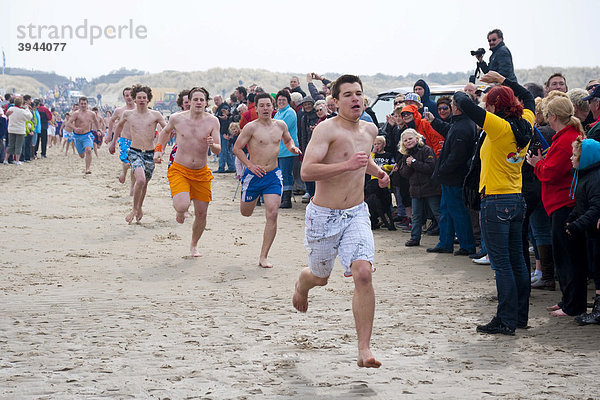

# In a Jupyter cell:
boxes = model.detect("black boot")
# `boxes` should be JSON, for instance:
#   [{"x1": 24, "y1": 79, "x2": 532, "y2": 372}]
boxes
[
  {"x1": 575, "y1": 296, "x2": 600, "y2": 325},
  {"x1": 280, "y1": 190, "x2": 292, "y2": 209}
]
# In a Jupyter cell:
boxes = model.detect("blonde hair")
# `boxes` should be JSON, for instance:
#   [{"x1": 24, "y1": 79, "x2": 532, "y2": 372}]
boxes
[
  {"x1": 572, "y1": 136, "x2": 583, "y2": 161},
  {"x1": 374, "y1": 135, "x2": 386, "y2": 145},
  {"x1": 534, "y1": 97, "x2": 546, "y2": 125},
  {"x1": 399, "y1": 128, "x2": 425, "y2": 155},
  {"x1": 393, "y1": 105, "x2": 405, "y2": 114},
  {"x1": 363, "y1": 96, "x2": 370, "y2": 107},
  {"x1": 542, "y1": 90, "x2": 584, "y2": 135},
  {"x1": 229, "y1": 122, "x2": 240, "y2": 134}
]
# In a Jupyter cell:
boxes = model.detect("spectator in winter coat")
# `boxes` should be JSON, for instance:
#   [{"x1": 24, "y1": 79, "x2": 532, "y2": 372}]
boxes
[
  {"x1": 290, "y1": 76, "x2": 307, "y2": 97},
  {"x1": 414, "y1": 79, "x2": 440, "y2": 119},
  {"x1": 476, "y1": 28, "x2": 517, "y2": 82},
  {"x1": 398, "y1": 129, "x2": 441, "y2": 247},
  {"x1": 400, "y1": 104, "x2": 444, "y2": 156},
  {"x1": 527, "y1": 90, "x2": 587, "y2": 318},
  {"x1": 567, "y1": 137, "x2": 600, "y2": 325},
  {"x1": 428, "y1": 98, "x2": 477, "y2": 255}
]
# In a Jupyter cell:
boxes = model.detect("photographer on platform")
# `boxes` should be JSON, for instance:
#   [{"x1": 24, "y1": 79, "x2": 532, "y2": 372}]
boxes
[{"x1": 474, "y1": 29, "x2": 517, "y2": 83}]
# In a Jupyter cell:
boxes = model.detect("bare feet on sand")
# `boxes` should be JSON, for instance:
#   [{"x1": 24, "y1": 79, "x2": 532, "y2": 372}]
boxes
[
  {"x1": 292, "y1": 281, "x2": 309, "y2": 312},
  {"x1": 190, "y1": 246, "x2": 201, "y2": 257},
  {"x1": 357, "y1": 349, "x2": 382, "y2": 368},
  {"x1": 259, "y1": 257, "x2": 273, "y2": 268},
  {"x1": 118, "y1": 170, "x2": 126, "y2": 183},
  {"x1": 176, "y1": 212, "x2": 186, "y2": 224},
  {"x1": 547, "y1": 304, "x2": 560, "y2": 311},
  {"x1": 550, "y1": 309, "x2": 568, "y2": 317},
  {"x1": 135, "y1": 209, "x2": 143, "y2": 222},
  {"x1": 125, "y1": 210, "x2": 135, "y2": 224}
]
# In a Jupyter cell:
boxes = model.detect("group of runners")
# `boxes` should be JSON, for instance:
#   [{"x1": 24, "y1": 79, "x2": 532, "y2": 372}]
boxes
[{"x1": 84, "y1": 76, "x2": 386, "y2": 368}]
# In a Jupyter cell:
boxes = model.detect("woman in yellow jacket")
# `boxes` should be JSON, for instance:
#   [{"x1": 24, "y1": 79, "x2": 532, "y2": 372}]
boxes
[{"x1": 454, "y1": 71, "x2": 534, "y2": 336}]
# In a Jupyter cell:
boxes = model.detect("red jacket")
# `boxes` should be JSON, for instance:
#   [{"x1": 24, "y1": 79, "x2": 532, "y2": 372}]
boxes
[
  {"x1": 534, "y1": 125, "x2": 579, "y2": 215},
  {"x1": 38, "y1": 105, "x2": 53, "y2": 121},
  {"x1": 401, "y1": 105, "x2": 444, "y2": 156},
  {"x1": 239, "y1": 102, "x2": 257, "y2": 129}
]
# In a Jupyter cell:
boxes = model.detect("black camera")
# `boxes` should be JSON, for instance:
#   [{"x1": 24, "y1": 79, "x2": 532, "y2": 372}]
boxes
[{"x1": 470, "y1": 48, "x2": 486, "y2": 57}]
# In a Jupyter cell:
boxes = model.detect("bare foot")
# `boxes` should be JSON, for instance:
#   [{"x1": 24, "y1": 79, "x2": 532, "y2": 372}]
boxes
[
  {"x1": 135, "y1": 209, "x2": 143, "y2": 222},
  {"x1": 550, "y1": 308, "x2": 568, "y2": 317},
  {"x1": 547, "y1": 304, "x2": 560, "y2": 311},
  {"x1": 125, "y1": 210, "x2": 135, "y2": 224},
  {"x1": 190, "y1": 246, "x2": 201, "y2": 257},
  {"x1": 259, "y1": 257, "x2": 273, "y2": 268},
  {"x1": 118, "y1": 170, "x2": 126, "y2": 183},
  {"x1": 176, "y1": 212, "x2": 186, "y2": 224},
  {"x1": 357, "y1": 349, "x2": 382, "y2": 368},
  {"x1": 292, "y1": 281, "x2": 308, "y2": 312}
]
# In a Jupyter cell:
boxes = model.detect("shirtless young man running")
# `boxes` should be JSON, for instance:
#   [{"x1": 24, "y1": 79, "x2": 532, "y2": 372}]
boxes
[
  {"x1": 292, "y1": 75, "x2": 389, "y2": 368},
  {"x1": 154, "y1": 87, "x2": 221, "y2": 257},
  {"x1": 114, "y1": 84, "x2": 166, "y2": 223},
  {"x1": 64, "y1": 97, "x2": 100, "y2": 174},
  {"x1": 109, "y1": 87, "x2": 136, "y2": 193},
  {"x1": 232, "y1": 92, "x2": 302, "y2": 268}
]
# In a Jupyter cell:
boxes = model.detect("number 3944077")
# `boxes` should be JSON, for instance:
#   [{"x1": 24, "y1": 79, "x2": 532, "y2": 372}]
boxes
[{"x1": 18, "y1": 43, "x2": 66, "y2": 51}]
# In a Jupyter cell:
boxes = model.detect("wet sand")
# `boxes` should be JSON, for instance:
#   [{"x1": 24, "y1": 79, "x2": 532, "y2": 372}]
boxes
[{"x1": 1, "y1": 145, "x2": 598, "y2": 399}]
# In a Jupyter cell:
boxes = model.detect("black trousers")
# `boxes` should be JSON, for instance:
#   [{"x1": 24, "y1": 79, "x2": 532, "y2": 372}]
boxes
[
  {"x1": 35, "y1": 127, "x2": 48, "y2": 156},
  {"x1": 552, "y1": 206, "x2": 588, "y2": 315}
]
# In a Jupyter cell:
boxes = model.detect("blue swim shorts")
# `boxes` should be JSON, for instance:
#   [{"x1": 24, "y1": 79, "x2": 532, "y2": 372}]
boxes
[
  {"x1": 73, "y1": 132, "x2": 94, "y2": 155},
  {"x1": 118, "y1": 137, "x2": 132, "y2": 164},
  {"x1": 240, "y1": 167, "x2": 283, "y2": 202}
]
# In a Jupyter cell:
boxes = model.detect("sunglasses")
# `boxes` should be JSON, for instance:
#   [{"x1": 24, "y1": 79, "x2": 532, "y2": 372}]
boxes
[
  {"x1": 401, "y1": 112, "x2": 412, "y2": 117},
  {"x1": 487, "y1": 38, "x2": 497, "y2": 43},
  {"x1": 316, "y1": 107, "x2": 326, "y2": 112},
  {"x1": 438, "y1": 105, "x2": 449, "y2": 111},
  {"x1": 394, "y1": 101, "x2": 402, "y2": 105}
]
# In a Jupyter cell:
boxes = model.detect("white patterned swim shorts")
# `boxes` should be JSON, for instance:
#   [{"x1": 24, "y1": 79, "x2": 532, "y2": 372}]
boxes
[{"x1": 304, "y1": 201, "x2": 375, "y2": 278}]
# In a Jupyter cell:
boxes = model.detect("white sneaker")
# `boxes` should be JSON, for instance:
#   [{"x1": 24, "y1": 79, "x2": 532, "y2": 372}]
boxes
[
  {"x1": 15, "y1": 161, "x2": 23, "y2": 165},
  {"x1": 302, "y1": 193, "x2": 310, "y2": 203},
  {"x1": 531, "y1": 270, "x2": 542, "y2": 283},
  {"x1": 473, "y1": 255, "x2": 490, "y2": 265},
  {"x1": 2, "y1": 160, "x2": 8, "y2": 165}
]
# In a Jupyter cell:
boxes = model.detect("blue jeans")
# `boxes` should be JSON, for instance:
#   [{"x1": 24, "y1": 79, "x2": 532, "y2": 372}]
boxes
[
  {"x1": 305, "y1": 181, "x2": 315, "y2": 197},
  {"x1": 218, "y1": 136, "x2": 235, "y2": 172},
  {"x1": 410, "y1": 195, "x2": 441, "y2": 241},
  {"x1": 437, "y1": 185, "x2": 476, "y2": 251},
  {"x1": 278, "y1": 156, "x2": 296, "y2": 191},
  {"x1": 481, "y1": 193, "x2": 529, "y2": 329},
  {"x1": 22, "y1": 135, "x2": 32, "y2": 160},
  {"x1": 529, "y1": 203, "x2": 552, "y2": 246}
]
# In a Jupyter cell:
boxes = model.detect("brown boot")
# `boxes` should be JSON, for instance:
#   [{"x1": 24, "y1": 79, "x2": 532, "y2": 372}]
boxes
[{"x1": 533, "y1": 244, "x2": 555, "y2": 290}]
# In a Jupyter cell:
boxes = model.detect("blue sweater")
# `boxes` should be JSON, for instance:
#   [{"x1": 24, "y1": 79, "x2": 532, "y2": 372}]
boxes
[{"x1": 274, "y1": 105, "x2": 299, "y2": 158}]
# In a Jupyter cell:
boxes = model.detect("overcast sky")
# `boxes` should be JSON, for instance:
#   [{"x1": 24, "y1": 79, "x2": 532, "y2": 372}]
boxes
[{"x1": 1, "y1": 0, "x2": 599, "y2": 80}]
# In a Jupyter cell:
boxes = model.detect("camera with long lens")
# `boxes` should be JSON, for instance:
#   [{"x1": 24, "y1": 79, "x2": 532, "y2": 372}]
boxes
[{"x1": 470, "y1": 48, "x2": 486, "y2": 57}]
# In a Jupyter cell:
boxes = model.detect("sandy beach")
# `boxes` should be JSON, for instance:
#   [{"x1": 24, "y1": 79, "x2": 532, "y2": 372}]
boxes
[{"x1": 1, "y1": 145, "x2": 599, "y2": 399}]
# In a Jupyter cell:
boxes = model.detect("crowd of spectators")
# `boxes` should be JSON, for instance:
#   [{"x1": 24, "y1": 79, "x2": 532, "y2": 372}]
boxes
[{"x1": 2, "y1": 27, "x2": 600, "y2": 332}]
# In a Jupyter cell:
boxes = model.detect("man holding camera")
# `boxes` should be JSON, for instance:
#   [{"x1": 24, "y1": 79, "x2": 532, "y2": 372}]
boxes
[{"x1": 475, "y1": 29, "x2": 517, "y2": 82}]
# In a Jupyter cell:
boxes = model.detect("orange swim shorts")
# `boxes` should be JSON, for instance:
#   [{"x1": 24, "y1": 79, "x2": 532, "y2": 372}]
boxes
[{"x1": 167, "y1": 162, "x2": 214, "y2": 202}]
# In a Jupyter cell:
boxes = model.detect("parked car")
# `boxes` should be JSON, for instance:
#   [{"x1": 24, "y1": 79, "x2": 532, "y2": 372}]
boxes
[{"x1": 370, "y1": 84, "x2": 487, "y2": 128}]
